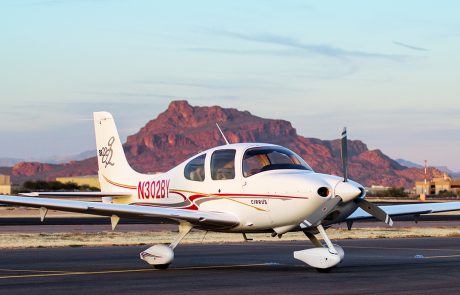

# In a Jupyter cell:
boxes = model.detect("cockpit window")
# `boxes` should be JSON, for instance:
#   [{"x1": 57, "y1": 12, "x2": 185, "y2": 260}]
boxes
[
  {"x1": 184, "y1": 154, "x2": 206, "y2": 181},
  {"x1": 243, "y1": 147, "x2": 312, "y2": 177},
  {"x1": 211, "y1": 149, "x2": 236, "y2": 180}
]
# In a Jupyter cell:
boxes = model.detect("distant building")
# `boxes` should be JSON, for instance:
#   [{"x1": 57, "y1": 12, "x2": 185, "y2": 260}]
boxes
[
  {"x1": 415, "y1": 174, "x2": 460, "y2": 195},
  {"x1": 0, "y1": 175, "x2": 12, "y2": 195},
  {"x1": 367, "y1": 185, "x2": 392, "y2": 194},
  {"x1": 56, "y1": 175, "x2": 100, "y2": 189}
]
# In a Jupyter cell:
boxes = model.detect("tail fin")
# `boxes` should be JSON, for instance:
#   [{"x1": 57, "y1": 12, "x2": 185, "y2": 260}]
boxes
[{"x1": 93, "y1": 112, "x2": 138, "y2": 192}]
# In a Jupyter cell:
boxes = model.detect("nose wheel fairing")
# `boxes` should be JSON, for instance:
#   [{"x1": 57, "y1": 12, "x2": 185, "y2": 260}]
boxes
[
  {"x1": 294, "y1": 224, "x2": 344, "y2": 271},
  {"x1": 294, "y1": 246, "x2": 344, "y2": 270}
]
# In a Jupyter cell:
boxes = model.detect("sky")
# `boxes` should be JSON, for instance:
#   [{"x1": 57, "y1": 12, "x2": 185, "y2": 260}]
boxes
[{"x1": 0, "y1": 0, "x2": 459, "y2": 170}]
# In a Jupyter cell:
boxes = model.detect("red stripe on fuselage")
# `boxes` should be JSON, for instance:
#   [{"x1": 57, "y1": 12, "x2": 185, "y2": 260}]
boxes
[
  {"x1": 216, "y1": 193, "x2": 308, "y2": 199},
  {"x1": 103, "y1": 175, "x2": 137, "y2": 190},
  {"x1": 131, "y1": 202, "x2": 199, "y2": 210}
]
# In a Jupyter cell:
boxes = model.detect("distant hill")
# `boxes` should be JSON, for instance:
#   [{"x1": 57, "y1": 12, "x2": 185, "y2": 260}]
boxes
[
  {"x1": 0, "y1": 158, "x2": 23, "y2": 167},
  {"x1": 396, "y1": 159, "x2": 423, "y2": 169},
  {"x1": 0, "y1": 150, "x2": 94, "y2": 167},
  {"x1": 396, "y1": 159, "x2": 459, "y2": 178},
  {"x1": 41, "y1": 150, "x2": 95, "y2": 164},
  {"x1": 0, "y1": 100, "x2": 444, "y2": 187},
  {"x1": 435, "y1": 166, "x2": 454, "y2": 174}
]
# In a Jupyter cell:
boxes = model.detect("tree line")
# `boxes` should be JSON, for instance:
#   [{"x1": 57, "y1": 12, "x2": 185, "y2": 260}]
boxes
[
  {"x1": 367, "y1": 187, "x2": 409, "y2": 198},
  {"x1": 19, "y1": 180, "x2": 99, "y2": 192}
]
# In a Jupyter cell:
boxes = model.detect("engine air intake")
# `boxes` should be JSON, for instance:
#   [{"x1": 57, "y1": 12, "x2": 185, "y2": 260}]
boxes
[{"x1": 317, "y1": 187, "x2": 330, "y2": 197}]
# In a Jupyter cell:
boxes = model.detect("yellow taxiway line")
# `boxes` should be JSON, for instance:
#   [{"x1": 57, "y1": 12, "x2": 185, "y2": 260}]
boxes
[
  {"x1": 0, "y1": 263, "x2": 274, "y2": 280},
  {"x1": 0, "y1": 268, "x2": 69, "y2": 274},
  {"x1": 421, "y1": 254, "x2": 460, "y2": 259},
  {"x1": 345, "y1": 246, "x2": 460, "y2": 252}
]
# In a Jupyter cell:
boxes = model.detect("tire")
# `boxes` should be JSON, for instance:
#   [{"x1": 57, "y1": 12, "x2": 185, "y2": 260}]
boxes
[
  {"x1": 315, "y1": 267, "x2": 333, "y2": 273},
  {"x1": 154, "y1": 264, "x2": 170, "y2": 270}
]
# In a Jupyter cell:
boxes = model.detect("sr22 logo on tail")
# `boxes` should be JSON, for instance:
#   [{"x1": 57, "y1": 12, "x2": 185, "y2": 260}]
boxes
[{"x1": 99, "y1": 136, "x2": 115, "y2": 168}]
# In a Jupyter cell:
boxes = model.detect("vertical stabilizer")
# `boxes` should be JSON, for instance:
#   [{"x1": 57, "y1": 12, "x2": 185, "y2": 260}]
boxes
[{"x1": 93, "y1": 112, "x2": 138, "y2": 192}]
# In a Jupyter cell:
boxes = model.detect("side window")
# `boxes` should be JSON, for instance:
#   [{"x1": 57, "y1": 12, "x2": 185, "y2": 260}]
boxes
[
  {"x1": 211, "y1": 149, "x2": 236, "y2": 180},
  {"x1": 267, "y1": 151, "x2": 296, "y2": 164},
  {"x1": 184, "y1": 154, "x2": 206, "y2": 181},
  {"x1": 243, "y1": 153, "x2": 267, "y2": 177}
]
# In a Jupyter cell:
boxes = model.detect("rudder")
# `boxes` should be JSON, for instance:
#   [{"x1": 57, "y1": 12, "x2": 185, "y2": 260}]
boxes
[{"x1": 93, "y1": 112, "x2": 139, "y2": 192}]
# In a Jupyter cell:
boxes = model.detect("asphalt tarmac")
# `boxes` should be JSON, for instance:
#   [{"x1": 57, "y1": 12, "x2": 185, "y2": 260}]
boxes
[{"x1": 1, "y1": 238, "x2": 460, "y2": 294}]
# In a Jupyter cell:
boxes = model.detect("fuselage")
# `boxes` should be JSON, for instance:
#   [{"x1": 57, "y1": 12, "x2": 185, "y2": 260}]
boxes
[{"x1": 102, "y1": 143, "x2": 363, "y2": 233}]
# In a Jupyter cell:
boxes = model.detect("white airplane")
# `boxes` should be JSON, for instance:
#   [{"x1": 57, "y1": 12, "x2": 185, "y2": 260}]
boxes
[{"x1": 1, "y1": 112, "x2": 460, "y2": 272}]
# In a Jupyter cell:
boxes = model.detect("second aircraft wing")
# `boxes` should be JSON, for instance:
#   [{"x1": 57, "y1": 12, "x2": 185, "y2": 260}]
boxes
[{"x1": 346, "y1": 202, "x2": 460, "y2": 221}]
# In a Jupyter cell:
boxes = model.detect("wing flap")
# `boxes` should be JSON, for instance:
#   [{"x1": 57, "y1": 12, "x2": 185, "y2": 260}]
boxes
[
  {"x1": 347, "y1": 202, "x2": 460, "y2": 221},
  {"x1": 0, "y1": 195, "x2": 239, "y2": 229}
]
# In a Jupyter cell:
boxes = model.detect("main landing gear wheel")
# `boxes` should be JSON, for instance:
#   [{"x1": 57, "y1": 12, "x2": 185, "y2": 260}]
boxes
[
  {"x1": 154, "y1": 264, "x2": 170, "y2": 270},
  {"x1": 140, "y1": 221, "x2": 193, "y2": 269}
]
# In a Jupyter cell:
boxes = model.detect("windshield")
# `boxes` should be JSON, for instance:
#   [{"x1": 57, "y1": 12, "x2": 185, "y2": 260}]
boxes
[{"x1": 242, "y1": 146, "x2": 313, "y2": 177}]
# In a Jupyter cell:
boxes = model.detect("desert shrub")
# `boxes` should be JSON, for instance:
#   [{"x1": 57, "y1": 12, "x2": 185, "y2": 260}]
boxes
[
  {"x1": 368, "y1": 187, "x2": 409, "y2": 198},
  {"x1": 21, "y1": 180, "x2": 98, "y2": 192},
  {"x1": 437, "y1": 190, "x2": 458, "y2": 198}
]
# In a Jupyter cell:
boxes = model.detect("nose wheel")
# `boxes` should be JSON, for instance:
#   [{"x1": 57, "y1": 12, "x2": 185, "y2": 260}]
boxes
[
  {"x1": 153, "y1": 263, "x2": 171, "y2": 270},
  {"x1": 316, "y1": 267, "x2": 334, "y2": 273}
]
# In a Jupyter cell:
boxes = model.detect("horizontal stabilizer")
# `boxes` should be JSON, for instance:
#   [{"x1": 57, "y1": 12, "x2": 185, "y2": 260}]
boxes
[{"x1": 20, "y1": 192, "x2": 131, "y2": 198}]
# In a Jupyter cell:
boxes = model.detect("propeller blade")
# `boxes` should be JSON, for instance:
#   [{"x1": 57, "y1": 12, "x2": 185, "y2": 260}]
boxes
[
  {"x1": 301, "y1": 196, "x2": 342, "y2": 227},
  {"x1": 341, "y1": 127, "x2": 348, "y2": 182},
  {"x1": 355, "y1": 198, "x2": 393, "y2": 226}
]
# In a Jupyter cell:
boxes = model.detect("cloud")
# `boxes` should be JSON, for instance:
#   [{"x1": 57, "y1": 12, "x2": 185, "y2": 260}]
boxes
[
  {"x1": 22, "y1": 0, "x2": 63, "y2": 5},
  {"x1": 393, "y1": 41, "x2": 428, "y2": 51},
  {"x1": 188, "y1": 45, "x2": 359, "y2": 79},
  {"x1": 135, "y1": 80, "x2": 235, "y2": 90},
  {"x1": 134, "y1": 77, "x2": 302, "y2": 92},
  {"x1": 213, "y1": 30, "x2": 405, "y2": 62},
  {"x1": 188, "y1": 47, "x2": 304, "y2": 57},
  {"x1": 23, "y1": 0, "x2": 114, "y2": 6},
  {"x1": 81, "y1": 91, "x2": 178, "y2": 99}
]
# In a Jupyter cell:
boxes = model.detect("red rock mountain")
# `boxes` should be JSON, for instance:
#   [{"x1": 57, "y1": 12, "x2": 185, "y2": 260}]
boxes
[{"x1": 4, "y1": 100, "x2": 442, "y2": 187}]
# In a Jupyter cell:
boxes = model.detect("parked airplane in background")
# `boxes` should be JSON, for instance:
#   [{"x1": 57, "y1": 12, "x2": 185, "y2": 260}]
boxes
[{"x1": 1, "y1": 112, "x2": 460, "y2": 272}]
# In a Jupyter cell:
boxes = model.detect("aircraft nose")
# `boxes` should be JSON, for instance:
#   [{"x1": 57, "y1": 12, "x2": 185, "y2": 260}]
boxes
[{"x1": 334, "y1": 181, "x2": 363, "y2": 203}]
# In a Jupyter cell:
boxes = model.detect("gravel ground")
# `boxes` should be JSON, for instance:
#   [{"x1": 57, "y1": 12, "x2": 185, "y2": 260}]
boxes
[{"x1": 1, "y1": 226, "x2": 460, "y2": 249}]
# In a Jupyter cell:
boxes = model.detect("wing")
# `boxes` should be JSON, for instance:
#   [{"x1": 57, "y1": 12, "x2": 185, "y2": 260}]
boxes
[
  {"x1": 0, "y1": 195, "x2": 239, "y2": 229},
  {"x1": 346, "y1": 202, "x2": 460, "y2": 221}
]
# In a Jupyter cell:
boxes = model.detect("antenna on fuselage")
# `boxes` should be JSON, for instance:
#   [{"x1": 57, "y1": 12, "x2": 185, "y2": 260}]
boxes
[
  {"x1": 216, "y1": 123, "x2": 230, "y2": 145},
  {"x1": 341, "y1": 127, "x2": 348, "y2": 182}
]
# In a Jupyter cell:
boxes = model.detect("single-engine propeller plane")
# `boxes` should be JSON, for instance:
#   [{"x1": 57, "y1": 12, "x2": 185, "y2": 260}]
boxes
[{"x1": 1, "y1": 112, "x2": 460, "y2": 272}]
